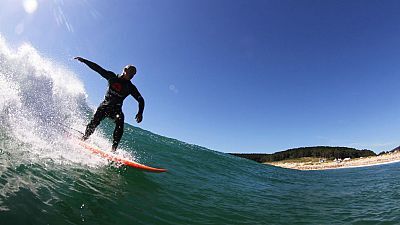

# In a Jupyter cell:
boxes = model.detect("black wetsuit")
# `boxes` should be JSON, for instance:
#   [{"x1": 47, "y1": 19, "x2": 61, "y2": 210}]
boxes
[{"x1": 80, "y1": 59, "x2": 144, "y2": 150}]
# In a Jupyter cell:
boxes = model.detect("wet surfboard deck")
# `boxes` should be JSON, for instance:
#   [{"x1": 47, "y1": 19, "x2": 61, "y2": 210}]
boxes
[{"x1": 79, "y1": 141, "x2": 167, "y2": 173}]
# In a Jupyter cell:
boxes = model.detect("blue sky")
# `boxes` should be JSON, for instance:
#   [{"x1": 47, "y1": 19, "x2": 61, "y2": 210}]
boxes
[{"x1": 1, "y1": 0, "x2": 400, "y2": 153}]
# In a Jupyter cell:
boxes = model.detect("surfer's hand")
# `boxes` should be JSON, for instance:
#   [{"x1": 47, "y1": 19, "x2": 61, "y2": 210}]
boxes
[
  {"x1": 135, "y1": 113, "x2": 143, "y2": 123},
  {"x1": 74, "y1": 56, "x2": 85, "y2": 62}
]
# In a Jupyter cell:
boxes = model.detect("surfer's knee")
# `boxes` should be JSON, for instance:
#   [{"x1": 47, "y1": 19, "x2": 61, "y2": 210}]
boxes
[
  {"x1": 114, "y1": 113, "x2": 124, "y2": 125},
  {"x1": 116, "y1": 112, "x2": 124, "y2": 120}
]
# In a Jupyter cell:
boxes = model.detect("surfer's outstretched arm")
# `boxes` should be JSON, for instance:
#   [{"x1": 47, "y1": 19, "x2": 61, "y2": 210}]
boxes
[{"x1": 74, "y1": 57, "x2": 115, "y2": 80}]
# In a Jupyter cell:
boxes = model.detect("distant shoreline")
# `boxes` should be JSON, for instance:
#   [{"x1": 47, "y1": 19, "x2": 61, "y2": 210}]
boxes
[{"x1": 265, "y1": 151, "x2": 400, "y2": 170}]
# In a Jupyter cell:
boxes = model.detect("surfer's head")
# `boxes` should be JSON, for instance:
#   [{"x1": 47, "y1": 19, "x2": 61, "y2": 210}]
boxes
[{"x1": 122, "y1": 65, "x2": 136, "y2": 80}]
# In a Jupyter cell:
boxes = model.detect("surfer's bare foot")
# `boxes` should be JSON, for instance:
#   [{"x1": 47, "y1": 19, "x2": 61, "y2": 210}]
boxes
[
  {"x1": 81, "y1": 135, "x2": 88, "y2": 141},
  {"x1": 111, "y1": 146, "x2": 117, "y2": 152}
]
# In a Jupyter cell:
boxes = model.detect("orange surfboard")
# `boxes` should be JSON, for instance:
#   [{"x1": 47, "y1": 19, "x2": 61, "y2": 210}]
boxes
[{"x1": 79, "y1": 141, "x2": 167, "y2": 173}]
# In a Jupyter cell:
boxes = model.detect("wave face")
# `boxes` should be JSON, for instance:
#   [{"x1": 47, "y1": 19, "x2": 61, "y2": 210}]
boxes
[{"x1": 1, "y1": 38, "x2": 400, "y2": 225}]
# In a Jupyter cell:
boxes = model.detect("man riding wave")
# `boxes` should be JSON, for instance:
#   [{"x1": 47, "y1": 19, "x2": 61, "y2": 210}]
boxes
[{"x1": 74, "y1": 57, "x2": 144, "y2": 152}]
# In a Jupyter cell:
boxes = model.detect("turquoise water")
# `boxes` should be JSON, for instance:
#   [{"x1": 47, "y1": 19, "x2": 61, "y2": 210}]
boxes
[
  {"x1": 1, "y1": 37, "x2": 400, "y2": 225},
  {"x1": 1, "y1": 125, "x2": 400, "y2": 225}
]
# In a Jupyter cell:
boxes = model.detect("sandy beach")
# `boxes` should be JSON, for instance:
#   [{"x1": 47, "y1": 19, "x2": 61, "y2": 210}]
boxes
[{"x1": 266, "y1": 151, "x2": 400, "y2": 170}]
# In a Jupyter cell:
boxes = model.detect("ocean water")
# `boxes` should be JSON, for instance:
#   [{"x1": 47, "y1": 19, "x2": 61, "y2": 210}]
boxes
[{"x1": 1, "y1": 37, "x2": 400, "y2": 225}]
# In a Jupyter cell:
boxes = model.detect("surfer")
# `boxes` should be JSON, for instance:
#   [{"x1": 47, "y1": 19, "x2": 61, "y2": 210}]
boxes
[{"x1": 74, "y1": 57, "x2": 144, "y2": 152}]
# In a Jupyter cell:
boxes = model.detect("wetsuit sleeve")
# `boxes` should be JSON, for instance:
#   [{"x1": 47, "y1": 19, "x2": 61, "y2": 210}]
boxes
[
  {"x1": 130, "y1": 85, "x2": 145, "y2": 115},
  {"x1": 80, "y1": 58, "x2": 116, "y2": 80}
]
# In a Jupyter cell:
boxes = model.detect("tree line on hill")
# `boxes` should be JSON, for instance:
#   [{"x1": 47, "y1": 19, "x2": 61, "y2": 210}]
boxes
[
  {"x1": 378, "y1": 146, "x2": 400, "y2": 155},
  {"x1": 230, "y1": 146, "x2": 376, "y2": 163}
]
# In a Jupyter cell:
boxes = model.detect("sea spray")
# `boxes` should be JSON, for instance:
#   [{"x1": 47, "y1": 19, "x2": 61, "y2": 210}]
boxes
[{"x1": 0, "y1": 36, "x2": 135, "y2": 172}]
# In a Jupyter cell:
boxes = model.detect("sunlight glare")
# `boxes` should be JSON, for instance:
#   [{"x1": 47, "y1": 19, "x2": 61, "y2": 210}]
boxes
[{"x1": 23, "y1": 0, "x2": 38, "y2": 14}]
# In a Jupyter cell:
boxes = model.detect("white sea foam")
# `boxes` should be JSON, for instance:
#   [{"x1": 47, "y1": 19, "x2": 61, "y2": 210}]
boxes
[{"x1": 0, "y1": 35, "x2": 133, "y2": 169}]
